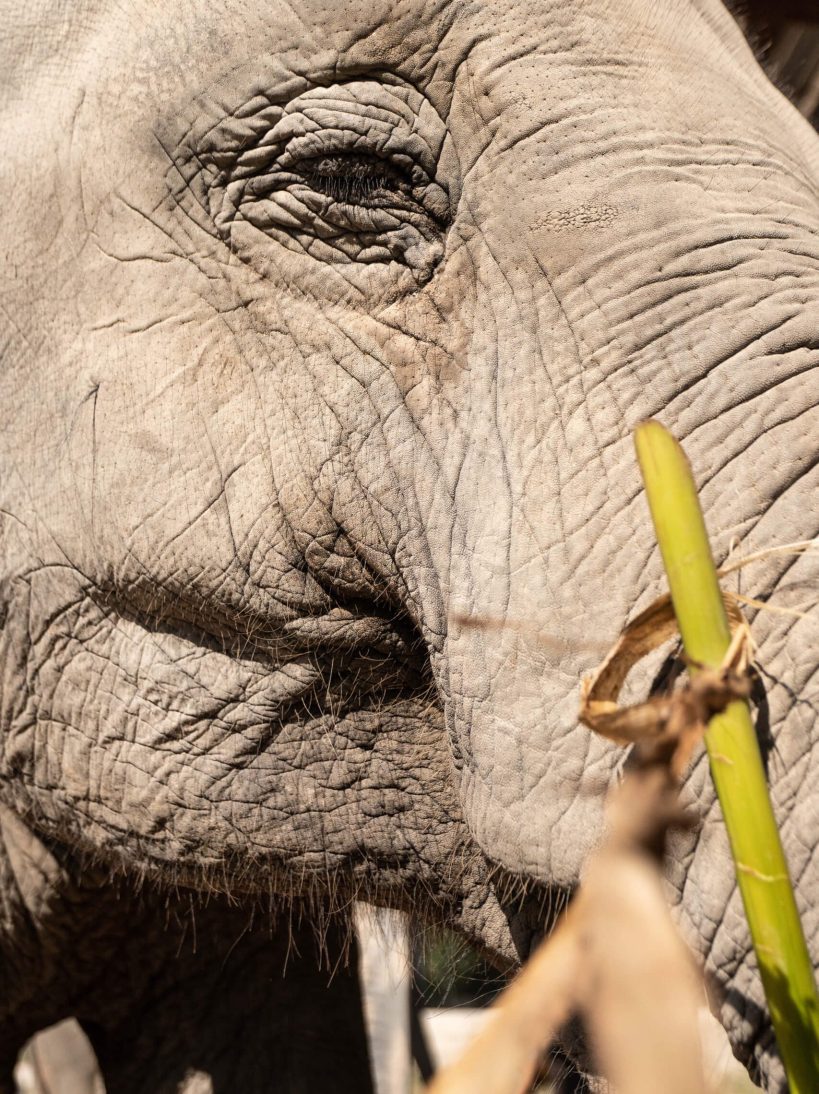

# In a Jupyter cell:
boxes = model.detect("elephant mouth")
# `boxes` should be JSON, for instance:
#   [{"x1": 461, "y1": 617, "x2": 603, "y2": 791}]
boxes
[
  {"x1": 97, "y1": 587, "x2": 434, "y2": 725},
  {"x1": 12, "y1": 569, "x2": 567, "y2": 965},
  {"x1": 277, "y1": 604, "x2": 432, "y2": 696}
]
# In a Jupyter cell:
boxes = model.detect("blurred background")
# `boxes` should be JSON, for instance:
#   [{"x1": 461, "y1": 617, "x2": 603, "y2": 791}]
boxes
[{"x1": 737, "y1": 2, "x2": 819, "y2": 126}]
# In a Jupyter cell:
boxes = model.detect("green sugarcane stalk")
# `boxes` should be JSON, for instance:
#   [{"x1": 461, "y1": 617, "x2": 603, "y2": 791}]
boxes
[{"x1": 634, "y1": 419, "x2": 819, "y2": 1093}]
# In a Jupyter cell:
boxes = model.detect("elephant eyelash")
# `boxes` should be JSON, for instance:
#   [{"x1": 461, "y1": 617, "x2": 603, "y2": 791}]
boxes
[{"x1": 295, "y1": 153, "x2": 413, "y2": 204}]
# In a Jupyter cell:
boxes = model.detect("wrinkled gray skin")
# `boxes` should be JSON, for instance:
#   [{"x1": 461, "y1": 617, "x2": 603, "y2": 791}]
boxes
[{"x1": 0, "y1": 0, "x2": 818, "y2": 1089}]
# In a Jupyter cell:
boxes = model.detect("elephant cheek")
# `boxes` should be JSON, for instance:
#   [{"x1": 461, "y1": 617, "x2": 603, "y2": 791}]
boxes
[{"x1": 437, "y1": 615, "x2": 619, "y2": 888}]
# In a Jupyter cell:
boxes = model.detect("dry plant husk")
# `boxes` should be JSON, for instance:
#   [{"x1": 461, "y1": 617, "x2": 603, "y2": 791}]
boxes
[{"x1": 579, "y1": 590, "x2": 752, "y2": 766}]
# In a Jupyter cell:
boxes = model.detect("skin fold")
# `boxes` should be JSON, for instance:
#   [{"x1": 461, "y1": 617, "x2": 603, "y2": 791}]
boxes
[{"x1": 0, "y1": 0, "x2": 817, "y2": 1089}]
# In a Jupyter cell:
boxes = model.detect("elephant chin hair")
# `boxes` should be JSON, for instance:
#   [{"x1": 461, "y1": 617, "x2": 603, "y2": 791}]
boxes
[{"x1": 15, "y1": 791, "x2": 568, "y2": 973}]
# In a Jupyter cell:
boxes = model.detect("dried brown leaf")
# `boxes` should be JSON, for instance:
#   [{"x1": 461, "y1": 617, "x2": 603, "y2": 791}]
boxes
[{"x1": 579, "y1": 591, "x2": 751, "y2": 751}]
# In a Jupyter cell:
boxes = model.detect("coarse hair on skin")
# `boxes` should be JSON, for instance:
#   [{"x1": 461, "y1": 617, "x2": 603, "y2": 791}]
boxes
[{"x1": 5, "y1": 775, "x2": 569, "y2": 973}]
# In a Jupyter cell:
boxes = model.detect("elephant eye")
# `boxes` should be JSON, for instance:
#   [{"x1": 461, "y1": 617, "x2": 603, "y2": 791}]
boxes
[
  {"x1": 185, "y1": 79, "x2": 452, "y2": 282},
  {"x1": 296, "y1": 154, "x2": 412, "y2": 205}
]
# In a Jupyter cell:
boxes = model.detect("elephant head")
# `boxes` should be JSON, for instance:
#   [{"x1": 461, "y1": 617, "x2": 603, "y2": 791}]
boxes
[{"x1": 0, "y1": 0, "x2": 817, "y2": 1088}]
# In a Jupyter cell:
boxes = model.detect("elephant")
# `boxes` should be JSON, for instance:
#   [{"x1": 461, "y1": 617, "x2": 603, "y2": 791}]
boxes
[{"x1": 0, "y1": 0, "x2": 817, "y2": 1089}]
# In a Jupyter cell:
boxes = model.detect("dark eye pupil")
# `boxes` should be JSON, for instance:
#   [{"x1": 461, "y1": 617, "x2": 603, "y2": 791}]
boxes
[{"x1": 305, "y1": 155, "x2": 398, "y2": 201}]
